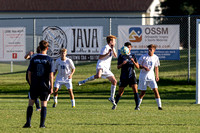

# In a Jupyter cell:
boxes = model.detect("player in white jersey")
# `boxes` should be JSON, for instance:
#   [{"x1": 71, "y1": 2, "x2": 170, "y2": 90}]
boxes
[
  {"x1": 138, "y1": 44, "x2": 162, "y2": 110},
  {"x1": 53, "y1": 48, "x2": 76, "y2": 108},
  {"x1": 78, "y1": 35, "x2": 118, "y2": 106}
]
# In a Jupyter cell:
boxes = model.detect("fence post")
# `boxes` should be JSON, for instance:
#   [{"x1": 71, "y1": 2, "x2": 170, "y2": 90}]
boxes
[
  {"x1": 109, "y1": 18, "x2": 112, "y2": 35},
  {"x1": 188, "y1": 16, "x2": 191, "y2": 83},
  {"x1": 10, "y1": 61, "x2": 13, "y2": 72},
  {"x1": 33, "y1": 18, "x2": 36, "y2": 53}
]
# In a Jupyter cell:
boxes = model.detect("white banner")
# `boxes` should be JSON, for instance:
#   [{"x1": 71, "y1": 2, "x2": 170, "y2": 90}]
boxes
[
  {"x1": 0, "y1": 27, "x2": 26, "y2": 61},
  {"x1": 43, "y1": 26, "x2": 103, "y2": 61},
  {"x1": 118, "y1": 25, "x2": 180, "y2": 60}
]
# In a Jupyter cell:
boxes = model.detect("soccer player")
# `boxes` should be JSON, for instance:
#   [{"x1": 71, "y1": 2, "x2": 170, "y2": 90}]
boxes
[
  {"x1": 78, "y1": 35, "x2": 118, "y2": 106},
  {"x1": 24, "y1": 46, "x2": 41, "y2": 111},
  {"x1": 23, "y1": 40, "x2": 54, "y2": 128},
  {"x1": 138, "y1": 44, "x2": 162, "y2": 110},
  {"x1": 112, "y1": 42, "x2": 140, "y2": 110},
  {"x1": 53, "y1": 48, "x2": 76, "y2": 108}
]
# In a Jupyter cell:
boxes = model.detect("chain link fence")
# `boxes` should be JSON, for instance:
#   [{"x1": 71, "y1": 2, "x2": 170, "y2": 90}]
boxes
[{"x1": 0, "y1": 16, "x2": 198, "y2": 82}]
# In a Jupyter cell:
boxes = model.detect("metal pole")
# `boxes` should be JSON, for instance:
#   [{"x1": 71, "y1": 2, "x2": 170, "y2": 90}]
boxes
[
  {"x1": 196, "y1": 19, "x2": 200, "y2": 104},
  {"x1": 188, "y1": 16, "x2": 191, "y2": 83},
  {"x1": 10, "y1": 61, "x2": 13, "y2": 72},
  {"x1": 109, "y1": 18, "x2": 112, "y2": 35},
  {"x1": 33, "y1": 18, "x2": 36, "y2": 53}
]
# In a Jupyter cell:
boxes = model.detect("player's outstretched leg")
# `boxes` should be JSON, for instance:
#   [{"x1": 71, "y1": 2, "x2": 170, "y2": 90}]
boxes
[
  {"x1": 153, "y1": 88, "x2": 162, "y2": 110},
  {"x1": 108, "y1": 84, "x2": 117, "y2": 106},
  {"x1": 53, "y1": 88, "x2": 58, "y2": 108},
  {"x1": 78, "y1": 75, "x2": 95, "y2": 86},
  {"x1": 23, "y1": 106, "x2": 33, "y2": 128},
  {"x1": 138, "y1": 90, "x2": 146, "y2": 108},
  {"x1": 112, "y1": 94, "x2": 121, "y2": 110},
  {"x1": 68, "y1": 89, "x2": 75, "y2": 108},
  {"x1": 134, "y1": 93, "x2": 140, "y2": 110}
]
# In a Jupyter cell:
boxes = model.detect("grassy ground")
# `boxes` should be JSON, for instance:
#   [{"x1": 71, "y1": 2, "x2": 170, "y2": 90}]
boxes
[{"x1": 0, "y1": 51, "x2": 198, "y2": 132}]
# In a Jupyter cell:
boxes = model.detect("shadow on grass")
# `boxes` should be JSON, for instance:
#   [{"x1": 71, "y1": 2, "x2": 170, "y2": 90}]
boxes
[
  {"x1": 0, "y1": 78, "x2": 196, "y2": 100},
  {"x1": 76, "y1": 123, "x2": 196, "y2": 126},
  {"x1": 0, "y1": 70, "x2": 26, "y2": 75}
]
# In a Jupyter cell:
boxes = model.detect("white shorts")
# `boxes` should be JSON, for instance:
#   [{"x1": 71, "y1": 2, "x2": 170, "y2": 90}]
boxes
[
  {"x1": 96, "y1": 68, "x2": 114, "y2": 79},
  {"x1": 138, "y1": 79, "x2": 158, "y2": 91},
  {"x1": 54, "y1": 79, "x2": 73, "y2": 89}
]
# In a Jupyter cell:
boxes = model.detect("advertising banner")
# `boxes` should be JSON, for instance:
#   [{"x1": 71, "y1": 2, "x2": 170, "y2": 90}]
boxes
[
  {"x1": 43, "y1": 26, "x2": 103, "y2": 61},
  {"x1": 118, "y1": 25, "x2": 180, "y2": 60},
  {"x1": 0, "y1": 27, "x2": 26, "y2": 61}
]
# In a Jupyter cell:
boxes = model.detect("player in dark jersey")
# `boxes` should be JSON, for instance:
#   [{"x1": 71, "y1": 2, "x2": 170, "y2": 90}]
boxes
[
  {"x1": 23, "y1": 40, "x2": 54, "y2": 128},
  {"x1": 24, "y1": 46, "x2": 41, "y2": 111},
  {"x1": 112, "y1": 42, "x2": 140, "y2": 110}
]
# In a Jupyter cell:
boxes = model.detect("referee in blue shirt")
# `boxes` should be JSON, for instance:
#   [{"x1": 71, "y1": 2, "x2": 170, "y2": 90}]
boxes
[
  {"x1": 23, "y1": 40, "x2": 54, "y2": 128},
  {"x1": 112, "y1": 42, "x2": 140, "y2": 110}
]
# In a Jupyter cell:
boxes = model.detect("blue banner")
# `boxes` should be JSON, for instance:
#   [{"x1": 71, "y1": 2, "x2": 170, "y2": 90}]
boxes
[{"x1": 118, "y1": 49, "x2": 180, "y2": 60}]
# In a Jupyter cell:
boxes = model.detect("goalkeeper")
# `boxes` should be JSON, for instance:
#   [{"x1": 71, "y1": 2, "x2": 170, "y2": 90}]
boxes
[{"x1": 112, "y1": 42, "x2": 140, "y2": 110}]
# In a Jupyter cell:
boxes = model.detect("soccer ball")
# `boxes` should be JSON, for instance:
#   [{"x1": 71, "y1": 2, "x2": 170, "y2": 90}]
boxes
[{"x1": 120, "y1": 46, "x2": 129, "y2": 55}]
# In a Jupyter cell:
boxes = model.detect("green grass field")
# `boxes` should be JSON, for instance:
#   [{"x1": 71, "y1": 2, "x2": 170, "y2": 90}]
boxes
[{"x1": 0, "y1": 51, "x2": 198, "y2": 133}]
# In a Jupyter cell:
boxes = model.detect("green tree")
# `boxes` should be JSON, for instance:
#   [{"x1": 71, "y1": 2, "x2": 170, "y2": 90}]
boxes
[{"x1": 161, "y1": 0, "x2": 200, "y2": 16}]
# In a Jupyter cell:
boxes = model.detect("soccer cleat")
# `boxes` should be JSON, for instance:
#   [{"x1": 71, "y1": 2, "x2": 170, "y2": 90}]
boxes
[
  {"x1": 52, "y1": 102, "x2": 57, "y2": 108},
  {"x1": 158, "y1": 107, "x2": 163, "y2": 110},
  {"x1": 36, "y1": 108, "x2": 41, "y2": 112},
  {"x1": 40, "y1": 125, "x2": 46, "y2": 128},
  {"x1": 72, "y1": 106, "x2": 75, "y2": 108},
  {"x1": 108, "y1": 97, "x2": 116, "y2": 106},
  {"x1": 78, "y1": 80, "x2": 85, "y2": 86},
  {"x1": 112, "y1": 104, "x2": 117, "y2": 110},
  {"x1": 135, "y1": 106, "x2": 140, "y2": 111},
  {"x1": 23, "y1": 123, "x2": 31, "y2": 128}
]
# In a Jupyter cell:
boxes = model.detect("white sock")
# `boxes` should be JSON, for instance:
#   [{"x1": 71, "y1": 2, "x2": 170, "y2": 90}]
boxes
[
  {"x1": 71, "y1": 99, "x2": 75, "y2": 107},
  {"x1": 138, "y1": 98, "x2": 142, "y2": 107},
  {"x1": 54, "y1": 96, "x2": 58, "y2": 103},
  {"x1": 110, "y1": 85, "x2": 116, "y2": 99},
  {"x1": 155, "y1": 98, "x2": 162, "y2": 107},
  {"x1": 85, "y1": 75, "x2": 95, "y2": 82}
]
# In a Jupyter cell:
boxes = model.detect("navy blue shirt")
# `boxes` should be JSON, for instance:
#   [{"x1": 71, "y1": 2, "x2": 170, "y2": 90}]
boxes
[
  {"x1": 118, "y1": 53, "x2": 137, "y2": 80},
  {"x1": 28, "y1": 54, "x2": 53, "y2": 91}
]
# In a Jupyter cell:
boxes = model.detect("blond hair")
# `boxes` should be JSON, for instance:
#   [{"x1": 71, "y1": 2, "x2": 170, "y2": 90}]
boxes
[{"x1": 106, "y1": 35, "x2": 117, "y2": 44}]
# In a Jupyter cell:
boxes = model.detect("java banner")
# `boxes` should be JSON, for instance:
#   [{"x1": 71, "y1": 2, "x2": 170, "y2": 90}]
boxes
[
  {"x1": 43, "y1": 26, "x2": 103, "y2": 61},
  {"x1": 118, "y1": 25, "x2": 180, "y2": 60}
]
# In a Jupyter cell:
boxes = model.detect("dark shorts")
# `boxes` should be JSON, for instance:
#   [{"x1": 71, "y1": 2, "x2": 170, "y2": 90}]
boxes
[
  {"x1": 119, "y1": 77, "x2": 137, "y2": 87},
  {"x1": 28, "y1": 90, "x2": 50, "y2": 101}
]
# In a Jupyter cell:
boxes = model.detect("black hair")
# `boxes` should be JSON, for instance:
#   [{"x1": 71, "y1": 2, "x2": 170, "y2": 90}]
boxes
[{"x1": 124, "y1": 42, "x2": 131, "y2": 47}]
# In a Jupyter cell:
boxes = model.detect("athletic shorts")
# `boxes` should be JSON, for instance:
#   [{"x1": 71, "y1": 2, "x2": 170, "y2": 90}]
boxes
[
  {"x1": 28, "y1": 90, "x2": 50, "y2": 101},
  {"x1": 96, "y1": 68, "x2": 114, "y2": 79},
  {"x1": 119, "y1": 77, "x2": 137, "y2": 87},
  {"x1": 138, "y1": 79, "x2": 158, "y2": 90},
  {"x1": 54, "y1": 79, "x2": 73, "y2": 89}
]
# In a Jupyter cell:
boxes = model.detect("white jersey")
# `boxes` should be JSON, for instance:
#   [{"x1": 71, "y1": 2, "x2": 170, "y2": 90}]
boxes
[
  {"x1": 96, "y1": 44, "x2": 116, "y2": 70},
  {"x1": 138, "y1": 53, "x2": 160, "y2": 81},
  {"x1": 54, "y1": 57, "x2": 75, "y2": 81}
]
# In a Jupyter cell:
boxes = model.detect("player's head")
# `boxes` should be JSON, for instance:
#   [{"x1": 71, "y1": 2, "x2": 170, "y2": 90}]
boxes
[
  {"x1": 36, "y1": 46, "x2": 41, "y2": 53},
  {"x1": 39, "y1": 40, "x2": 49, "y2": 51},
  {"x1": 124, "y1": 42, "x2": 132, "y2": 52},
  {"x1": 106, "y1": 35, "x2": 117, "y2": 47},
  {"x1": 147, "y1": 44, "x2": 156, "y2": 56},
  {"x1": 60, "y1": 48, "x2": 67, "y2": 57}
]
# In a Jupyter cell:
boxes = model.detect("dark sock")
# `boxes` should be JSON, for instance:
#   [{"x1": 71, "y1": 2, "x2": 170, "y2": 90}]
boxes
[
  {"x1": 40, "y1": 107, "x2": 47, "y2": 126},
  {"x1": 115, "y1": 94, "x2": 121, "y2": 105},
  {"x1": 134, "y1": 93, "x2": 139, "y2": 107},
  {"x1": 35, "y1": 99, "x2": 40, "y2": 109},
  {"x1": 26, "y1": 106, "x2": 33, "y2": 125}
]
